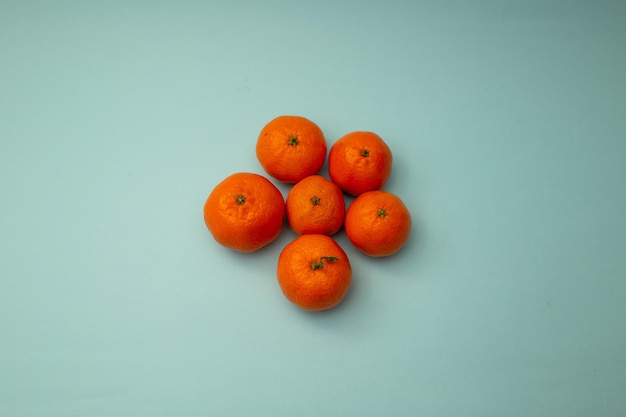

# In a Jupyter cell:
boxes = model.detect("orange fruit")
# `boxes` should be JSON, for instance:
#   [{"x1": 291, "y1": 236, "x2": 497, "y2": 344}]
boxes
[
  {"x1": 344, "y1": 190, "x2": 411, "y2": 257},
  {"x1": 277, "y1": 234, "x2": 352, "y2": 311},
  {"x1": 256, "y1": 115, "x2": 327, "y2": 183},
  {"x1": 285, "y1": 175, "x2": 345, "y2": 236},
  {"x1": 203, "y1": 172, "x2": 284, "y2": 253},
  {"x1": 328, "y1": 131, "x2": 392, "y2": 196}
]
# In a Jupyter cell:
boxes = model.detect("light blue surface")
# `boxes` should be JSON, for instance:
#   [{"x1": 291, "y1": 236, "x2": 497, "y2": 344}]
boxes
[{"x1": 1, "y1": 1, "x2": 625, "y2": 416}]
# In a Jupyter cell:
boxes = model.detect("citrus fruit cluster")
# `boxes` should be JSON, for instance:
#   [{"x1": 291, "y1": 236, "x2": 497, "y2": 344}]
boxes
[{"x1": 203, "y1": 115, "x2": 412, "y2": 312}]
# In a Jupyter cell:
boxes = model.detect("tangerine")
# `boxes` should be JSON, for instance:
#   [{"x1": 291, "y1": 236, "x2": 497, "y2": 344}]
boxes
[
  {"x1": 256, "y1": 115, "x2": 327, "y2": 183},
  {"x1": 277, "y1": 234, "x2": 352, "y2": 311},
  {"x1": 344, "y1": 190, "x2": 411, "y2": 257},
  {"x1": 328, "y1": 131, "x2": 392, "y2": 196},
  {"x1": 286, "y1": 175, "x2": 345, "y2": 236},
  {"x1": 203, "y1": 172, "x2": 284, "y2": 252}
]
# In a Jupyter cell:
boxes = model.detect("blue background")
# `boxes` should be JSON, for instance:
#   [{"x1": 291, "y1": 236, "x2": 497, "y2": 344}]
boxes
[{"x1": 1, "y1": 1, "x2": 625, "y2": 416}]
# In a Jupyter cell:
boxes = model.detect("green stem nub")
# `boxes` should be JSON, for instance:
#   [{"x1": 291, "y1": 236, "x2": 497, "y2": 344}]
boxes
[
  {"x1": 361, "y1": 149, "x2": 370, "y2": 157},
  {"x1": 311, "y1": 256, "x2": 339, "y2": 270},
  {"x1": 288, "y1": 135, "x2": 299, "y2": 146},
  {"x1": 377, "y1": 208, "x2": 387, "y2": 218},
  {"x1": 311, "y1": 196, "x2": 321, "y2": 205},
  {"x1": 236, "y1": 194, "x2": 246, "y2": 205}
]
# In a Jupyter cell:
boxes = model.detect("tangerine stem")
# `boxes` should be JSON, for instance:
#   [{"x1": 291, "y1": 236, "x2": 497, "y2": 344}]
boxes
[
  {"x1": 377, "y1": 208, "x2": 387, "y2": 218},
  {"x1": 311, "y1": 196, "x2": 321, "y2": 205},
  {"x1": 236, "y1": 194, "x2": 246, "y2": 205},
  {"x1": 311, "y1": 256, "x2": 339, "y2": 270},
  {"x1": 361, "y1": 149, "x2": 370, "y2": 157},
  {"x1": 288, "y1": 135, "x2": 299, "y2": 146}
]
